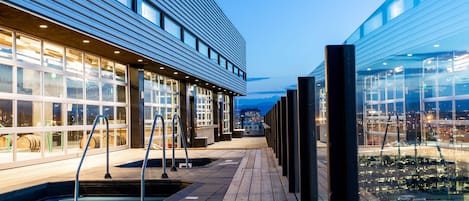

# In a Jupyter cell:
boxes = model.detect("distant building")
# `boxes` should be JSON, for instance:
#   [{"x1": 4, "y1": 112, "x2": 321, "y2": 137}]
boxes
[{"x1": 238, "y1": 108, "x2": 264, "y2": 136}]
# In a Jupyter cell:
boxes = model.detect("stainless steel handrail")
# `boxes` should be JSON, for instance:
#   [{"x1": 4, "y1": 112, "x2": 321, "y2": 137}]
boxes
[
  {"x1": 74, "y1": 115, "x2": 110, "y2": 201},
  {"x1": 171, "y1": 114, "x2": 190, "y2": 171},
  {"x1": 141, "y1": 114, "x2": 167, "y2": 201}
]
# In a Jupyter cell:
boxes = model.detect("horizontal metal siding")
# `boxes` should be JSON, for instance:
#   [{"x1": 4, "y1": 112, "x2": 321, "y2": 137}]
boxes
[
  {"x1": 4, "y1": 0, "x2": 246, "y2": 95},
  {"x1": 155, "y1": 0, "x2": 246, "y2": 70}
]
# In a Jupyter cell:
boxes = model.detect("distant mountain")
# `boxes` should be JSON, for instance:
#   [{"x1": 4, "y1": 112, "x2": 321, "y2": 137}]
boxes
[{"x1": 235, "y1": 96, "x2": 280, "y2": 115}]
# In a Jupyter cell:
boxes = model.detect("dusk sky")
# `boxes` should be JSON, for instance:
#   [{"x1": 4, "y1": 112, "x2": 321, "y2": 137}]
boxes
[{"x1": 216, "y1": 0, "x2": 384, "y2": 99}]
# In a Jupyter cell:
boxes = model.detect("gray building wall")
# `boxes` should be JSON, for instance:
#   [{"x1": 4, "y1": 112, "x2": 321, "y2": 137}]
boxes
[{"x1": 4, "y1": 0, "x2": 247, "y2": 95}]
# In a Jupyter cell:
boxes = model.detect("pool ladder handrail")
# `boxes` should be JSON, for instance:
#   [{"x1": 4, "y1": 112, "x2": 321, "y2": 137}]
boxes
[
  {"x1": 141, "y1": 114, "x2": 167, "y2": 201},
  {"x1": 74, "y1": 115, "x2": 111, "y2": 201},
  {"x1": 171, "y1": 114, "x2": 190, "y2": 171}
]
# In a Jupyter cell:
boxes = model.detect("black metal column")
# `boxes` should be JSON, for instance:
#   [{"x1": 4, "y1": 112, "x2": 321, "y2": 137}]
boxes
[
  {"x1": 280, "y1": 96, "x2": 287, "y2": 176},
  {"x1": 287, "y1": 89, "x2": 299, "y2": 193},
  {"x1": 297, "y1": 76, "x2": 317, "y2": 201},
  {"x1": 326, "y1": 45, "x2": 358, "y2": 201},
  {"x1": 275, "y1": 102, "x2": 280, "y2": 159},
  {"x1": 276, "y1": 101, "x2": 282, "y2": 165},
  {"x1": 130, "y1": 66, "x2": 144, "y2": 148}
]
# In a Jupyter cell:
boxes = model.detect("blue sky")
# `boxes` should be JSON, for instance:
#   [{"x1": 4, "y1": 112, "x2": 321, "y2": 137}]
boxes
[{"x1": 216, "y1": 0, "x2": 384, "y2": 99}]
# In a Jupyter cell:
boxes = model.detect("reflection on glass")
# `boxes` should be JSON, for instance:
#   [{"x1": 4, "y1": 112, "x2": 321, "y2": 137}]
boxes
[
  {"x1": 85, "y1": 54, "x2": 99, "y2": 77},
  {"x1": 102, "y1": 83, "x2": 114, "y2": 102},
  {"x1": 67, "y1": 104, "x2": 83, "y2": 125},
  {"x1": 116, "y1": 128, "x2": 127, "y2": 146},
  {"x1": 67, "y1": 130, "x2": 83, "y2": 153},
  {"x1": 164, "y1": 17, "x2": 181, "y2": 39},
  {"x1": 117, "y1": 85, "x2": 126, "y2": 103},
  {"x1": 66, "y1": 48, "x2": 83, "y2": 73},
  {"x1": 16, "y1": 132, "x2": 42, "y2": 161},
  {"x1": 17, "y1": 67, "x2": 41, "y2": 95},
  {"x1": 198, "y1": 41, "x2": 209, "y2": 57},
  {"x1": 0, "y1": 134, "x2": 13, "y2": 163},
  {"x1": 86, "y1": 80, "x2": 99, "y2": 101},
  {"x1": 101, "y1": 59, "x2": 114, "y2": 79},
  {"x1": 44, "y1": 102, "x2": 62, "y2": 126},
  {"x1": 16, "y1": 34, "x2": 41, "y2": 65},
  {"x1": 17, "y1": 100, "x2": 42, "y2": 127},
  {"x1": 0, "y1": 29, "x2": 12, "y2": 59},
  {"x1": 102, "y1": 129, "x2": 116, "y2": 147},
  {"x1": 141, "y1": 1, "x2": 160, "y2": 26},
  {"x1": 0, "y1": 99, "x2": 12, "y2": 127},
  {"x1": 228, "y1": 62, "x2": 234, "y2": 73},
  {"x1": 183, "y1": 30, "x2": 196, "y2": 49},
  {"x1": 103, "y1": 106, "x2": 114, "y2": 124},
  {"x1": 0, "y1": 64, "x2": 12, "y2": 93},
  {"x1": 86, "y1": 105, "x2": 99, "y2": 125},
  {"x1": 115, "y1": 63, "x2": 126, "y2": 82},
  {"x1": 44, "y1": 72, "x2": 64, "y2": 97},
  {"x1": 67, "y1": 78, "x2": 83, "y2": 99},
  {"x1": 219, "y1": 57, "x2": 226, "y2": 68},
  {"x1": 363, "y1": 12, "x2": 383, "y2": 35},
  {"x1": 43, "y1": 42, "x2": 63, "y2": 70},
  {"x1": 117, "y1": 0, "x2": 132, "y2": 8},
  {"x1": 117, "y1": 106, "x2": 126, "y2": 124},
  {"x1": 45, "y1": 131, "x2": 64, "y2": 156},
  {"x1": 210, "y1": 49, "x2": 218, "y2": 64}
]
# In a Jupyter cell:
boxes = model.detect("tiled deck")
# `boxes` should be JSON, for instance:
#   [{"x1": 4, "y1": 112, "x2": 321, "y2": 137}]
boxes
[{"x1": 0, "y1": 137, "x2": 328, "y2": 200}]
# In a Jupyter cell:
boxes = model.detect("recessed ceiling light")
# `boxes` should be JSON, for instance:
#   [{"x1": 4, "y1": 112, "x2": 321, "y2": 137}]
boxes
[
  {"x1": 39, "y1": 24, "x2": 48, "y2": 29},
  {"x1": 137, "y1": 59, "x2": 143, "y2": 62},
  {"x1": 114, "y1": 50, "x2": 120, "y2": 54},
  {"x1": 407, "y1": 53, "x2": 413, "y2": 57},
  {"x1": 433, "y1": 44, "x2": 440, "y2": 48},
  {"x1": 195, "y1": 79, "x2": 199, "y2": 82},
  {"x1": 224, "y1": 89, "x2": 227, "y2": 92},
  {"x1": 229, "y1": 91, "x2": 232, "y2": 93},
  {"x1": 173, "y1": 72, "x2": 179, "y2": 75},
  {"x1": 205, "y1": 83, "x2": 209, "y2": 85},
  {"x1": 185, "y1": 76, "x2": 190, "y2": 79},
  {"x1": 212, "y1": 86, "x2": 216, "y2": 88},
  {"x1": 218, "y1": 88, "x2": 221, "y2": 90},
  {"x1": 367, "y1": 68, "x2": 372, "y2": 71},
  {"x1": 159, "y1": 67, "x2": 165, "y2": 70},
  {"x1": 382, "y1": 62, "x2": 387, "y2": 66},
  {"x1": 82, "y1": 40, "x2": 90, "y2": 44}
]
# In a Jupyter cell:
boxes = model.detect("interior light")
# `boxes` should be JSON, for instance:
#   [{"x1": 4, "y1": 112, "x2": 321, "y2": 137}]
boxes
[
  {"x1": 205, "y1": 83, "x2": 209, "y2": 85},
  {"x1": 114, "y1": 50, "x2": 120, "y2": 54},
  {"x1": 195, "y1": 79, "x2": 199, "y2": 82},
  {"x1": 212, "y1": 86, "x2": 216, "y2": 88},
  {"x1": 218, "y1": 88, "x2": 221, "y2": 90},
  {"x1": 39, "y1": 24, "x2": 48, "y2": 29},
  {"x1": 82, "y1": 40, "x2": 90, "y2": 44}
]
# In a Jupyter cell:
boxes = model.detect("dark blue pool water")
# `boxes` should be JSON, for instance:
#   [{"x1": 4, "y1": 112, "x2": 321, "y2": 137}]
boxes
[
  {"x1": 116, "y1": 158, "x2": 214, "y2": 168},
  {"x1": 45, "y1": 196, "x2": 165, "y2": 201}
]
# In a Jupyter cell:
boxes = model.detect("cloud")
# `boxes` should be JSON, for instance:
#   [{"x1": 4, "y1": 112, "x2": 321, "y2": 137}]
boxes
[{"x1": 247, "y1": 77, "x2": 270, "y2": 82}]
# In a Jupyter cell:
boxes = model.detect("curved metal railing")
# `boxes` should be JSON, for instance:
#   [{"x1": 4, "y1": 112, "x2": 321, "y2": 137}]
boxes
[
  {"x1": 74, "y1": 115, "x2": 111, "y2": 201},
  {"x1": 141, "y1": 114, "x2": 167, "y2": 201},
  {"x1": 171, "y1": 114, "x2": 190, "y2": 171}
]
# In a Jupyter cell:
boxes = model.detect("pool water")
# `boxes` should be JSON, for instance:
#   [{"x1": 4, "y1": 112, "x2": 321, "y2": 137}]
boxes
[{"x1": 45, "y1": 196, "x2": 165, "y2": 201}]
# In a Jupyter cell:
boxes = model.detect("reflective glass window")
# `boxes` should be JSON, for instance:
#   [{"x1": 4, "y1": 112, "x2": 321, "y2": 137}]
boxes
[
  {"x1": 183, "y1": 30, "x2": 196, "y2": 49},
  {"x1": 17, "y1": 67, "x2": 41, "y2": 95},
  {"x1": 101, "y1": 59, "x2": 114, "y2": 80},
  {"x1": 43, "y1": 42, "x2": 63, "y2": 70},
  {"x1": 0, "y1": 29, "x2": 12, "y2": 59},
  {"x1": 16, "y1": 132, "x2": 42, "y2": 161},
  {"x1": 0, "y1": 99, "x2": 12, "y2": 127},
  {"x1": 117, "y1": 85, "x2": 126, "y2": 103},
  {"x1": 44, "y1": 102, "x2": 63, "y2": 126},
  {"x1": 210, "y1": 49, "x2": 218, "y2": 64},
  {"x1": 103, "y1": 106, "x2": 114, "y2": 123},
  {"x1": 85, "y1": 54, "x2": 99, "y2": 77},
  {"x1": 86, "y1": 105, "x2": 99, "y2": 125},
  {"x1": 115, "y1": 63, "x2": 126, "y2": 82},
  {"x1": 219, "y1": 57, "x2": 226, "y2": 68},
  {"x1": 67, "y1": 104, "x2": 84, "y2": 125},
  {"x1": 66, "y1": 48, "x2": 83, "y2": 73},
  {"x1": 117, "y1": 106, "x2": 126, "y2": 124},
  {"x1": 86, "y1": 80, "x2": 99, "y2": 101},
  {"x1": 141, "y1": 1, "x2": 160, "y2": 26},
  {"x1": 363, "y1": 12, "x2": 382, "y2": 35},
  {"x1": 17, "y1": 100, "x2": 42, "y2": 127},
  {"x1": 67, "y1": 130, "x2": 83, "y2": 153},
  {"x1": 439, "y1": 101, "x2": 453, "y2": 120},
  {"x1": 44, "y1": 72, "x2": 64, "y2": 97},
  {"x1": 388, "y1": 0, "x2": 414, "y2": 20},
  {"x1": 198, "y1": 41, "x2": 209, "y2": 57},
  {"x1": 66, "y1": 78, "x2": 83, "y2": 99},
  {"x1": 164, "y1": 17, "x2": 181, "y2": 39},
  {"x1": 102, "y1": 83, "x2": 114, "y2": 102},
  {"x1": 16, "y1": 34, "x2": 41, "y2": 65},
  {"x1": 0, "y1": 64, "x2": 12, "y2": 93},
  {"x1": 228, "y1": 62, "x2": 234, "y2": 73},
  {"x1": 117, "y1": 0, "x2": 132, "y2": 8}
]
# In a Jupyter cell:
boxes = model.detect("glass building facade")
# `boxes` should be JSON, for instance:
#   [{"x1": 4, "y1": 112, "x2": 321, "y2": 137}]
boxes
[{"x1": 310, "y1": 0, "x2": 469, "y2": 199}]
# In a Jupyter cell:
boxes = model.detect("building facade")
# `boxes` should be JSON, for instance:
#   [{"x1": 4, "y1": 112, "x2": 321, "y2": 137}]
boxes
[{"x1": 0, "y1": 0, "x2": 246, "y2": 169}]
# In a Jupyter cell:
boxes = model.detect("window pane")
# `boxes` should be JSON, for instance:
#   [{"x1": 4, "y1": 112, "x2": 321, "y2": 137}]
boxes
[
  {"x1": 141, "y1": 1, "x2": 160, "y2": 26},
  {"x1": 0, "y1": 99, "x2": 12, "y2": 127},
  {"x1": 17, "y1": 67, "x2": 41, "y2": 95},
  {"x1": 101, "y1": 59, "x2": 114, "y2": 79},
  {"x1": 44, "y1": 102, "x2": 63, "y2": 126},
  {"x1": 16, "y1": 34, "x2": 41, "y2": 65},
  {"x1": 86, "y1": 105, "x2": 99, "y2": 125},
  {"x1": 219, "y1": 57, "x2": 226, "y2": 68},
  {"x1": 363, "y1": 12, "x2": 383, "y2": 35},
  {"x1": 67, "y1": 104, "x2": 84, "y2": 125},
  {"x1": 210, "y1": 49, "x2": 218, "y2": 64},
  {"x1": 44, "y1": 72, "x2": 63, "y2": 97},
  {"x1": 0, "y1": 29, "x2": 13, "y2": 59},
  {"x1": 103, "y1": 106, "x2": 114, "y2": 124},
  {"x1": 0, "y1": 64, "x2": 12, "y2": 93},
  {"x1": 116, "y1": 128, "x2": 127, "y2": 146},
  {"x1": 102, "y1": 83, "x2": 114, "y2": 102},
  {"x1": 198, "y1": 41, "x2": 209, "y2": 57},
  {"x1": 67, "y1": 78, "x2": 83, "y2": 99},
  {"x1": 66, "y1": 48, "x2": 83, "y2": 73},
  {"x1": 164, "y1": 17, "x2": 181, "y2": 39},
  {"x1": 43, "y1": 42, "x2": 63, "y2": 70},
  {"x1": 86, "y1": 80, "x2": 99, "y2": 101},
  {"x1": 183, "y1": 30, "x2": 196, "y2": 49},
  {"x1": 117, "y1": 106, "x2": 126, "y2": 124},
  {"x1": 85, "y1": 54, "x2": 99, "y2": 77},
  {"x1": 67, "y1": 130, "x2": 83, "y2": 153},
  {"x1": 17, "y1": 132, "x2": 42, "y2": 161},
  {"x1": 17, "y1": 100, "x2": 42, "y2": 127},
  {"x1": 117, "y1": 0, "x2": 132, "y2": 8},
  {"x1": 228, "y1": 62, "x2": 233, "y2": 73},
  {"x1": 115, "y1": 63, "x2": 126, "y2": 82},
  {"x1": 117, "y1": 85, "x2": 126, "y2": 103}
]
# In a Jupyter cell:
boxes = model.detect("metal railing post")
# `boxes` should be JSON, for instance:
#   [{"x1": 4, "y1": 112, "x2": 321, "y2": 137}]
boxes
[{"x1": 171, "y1": 114, "x2": 190, "y2": 171}]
